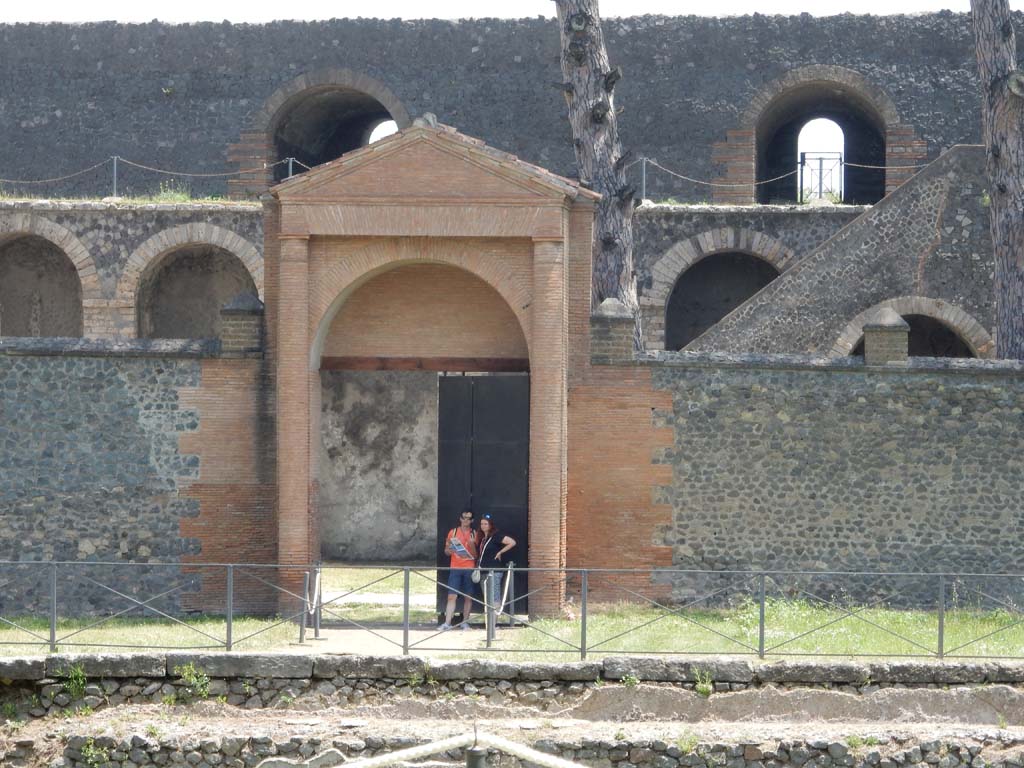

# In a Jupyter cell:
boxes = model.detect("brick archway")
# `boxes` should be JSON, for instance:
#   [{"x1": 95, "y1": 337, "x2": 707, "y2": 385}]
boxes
[
  {"x1": 833, "y1": 296, "x2": 995, "y2": 358},
  {"x1": 0, "y1": 213, "x2": 102, "y2": 336},
  {"x1": 308, "y1": 238, "x2": 533, "y2": 367},
  {"x1": 267, "y1": 123, "x2": 597, "y2": 614},
  {"x1": 642, "y1": 227, "x2": 793, "y2": 349},
  {"x1": 711, "y1": 65, "x2": 926, "y2": 203},
  {"x1": 228, "y1": 68, "x2": 411, "y2": 198},
  {"x1": 118, "y1": 225, "x2": 263, "y2": 338}
]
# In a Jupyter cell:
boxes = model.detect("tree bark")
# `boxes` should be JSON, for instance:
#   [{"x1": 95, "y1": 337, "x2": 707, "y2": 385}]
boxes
[
  {"x1": 971, "y1": 0, "x2": 1024, "y2": 359},
  {"x1": 554, "y1": 0, "x2": 642, "y2": 348}
]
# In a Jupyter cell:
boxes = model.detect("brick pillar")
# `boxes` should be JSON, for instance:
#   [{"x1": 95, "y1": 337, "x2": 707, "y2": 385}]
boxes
[
  {"x1": 276, "y1": 236, "x2": 312, "y2": 606},
  {"x1": 863, "y1": 307, "x2": 909, "y2": 365},
  {"x1": 590, "y1": 298, "x2": 636, "y2": 364},
  {"x1": 530, "y1": 239, "x2": 568, "y2": 617},
  {"x1": 219, "y1": 293, "x2": 264, "y2": 356}
]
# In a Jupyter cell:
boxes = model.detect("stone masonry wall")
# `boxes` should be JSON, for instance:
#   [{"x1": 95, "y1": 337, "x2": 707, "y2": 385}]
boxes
[
  {"x1": 646, "y1": 353, "x2": 1024, "y2": 601},
  {"x1": 0, "y1": 341, "x2": 206, "y2": 613},
  {"x1": 0, "y1": 14, "x2": 1018, "y2": 200},
  {"x1": 688, "y1": 145, "x2": 994, "y2": 355},
  {"x1": 633, "y1": 205, "x2": 865, "y2": 350},
  {"x1": 0, "y1": 201, "x2": 262, "y2": 338}
]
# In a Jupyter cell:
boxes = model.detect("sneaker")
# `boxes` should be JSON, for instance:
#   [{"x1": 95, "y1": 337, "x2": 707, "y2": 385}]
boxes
[
  {"x1": 437, "y1": 622, "x2": 452, "y2": 631},
  {"x1": 459, "y1": 622, "x2": 471, "y2": 631}
]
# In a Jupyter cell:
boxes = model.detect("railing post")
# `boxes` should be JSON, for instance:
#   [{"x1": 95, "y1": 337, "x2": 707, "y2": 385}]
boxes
[
  {"x1": 580, "y1": 570, "x2": 588, "y2": 661},
  {"x1": 313, "y1": 565, "x2": 321, "y2": 640},
  {"x1": 937, "y1": 574, "x2": 945, "y2": 659},
  {"x1": 485, "y1": 574, "x2": 494, "y2": 648},
  {"x1": 640, "y1": 157, "x2": 647, "y2": 201},
  {"x1": 225, "y1": 565, "x2": 234, "y2": 651},
  {"x1": 402, "y1": 567, "x2": 410, "y2": 656},
  {"x1": 112, "y1": 155, "x2": 119, "y2": 197},
  {"x1": 298, "y1": 571, "x2": 309, "y2": 645},
  {"x1": 758, "y1": 573, "x2": 766, "y2": 659},
  {"x1": 49, "y1": 563, "x2": 58, "y2": 653},
  {"x1": 508, "y1": 566, "x2": 516, "y2": 628},
  {"x1": 287, "y1": 157, "x2": 295, "y2": 179}
]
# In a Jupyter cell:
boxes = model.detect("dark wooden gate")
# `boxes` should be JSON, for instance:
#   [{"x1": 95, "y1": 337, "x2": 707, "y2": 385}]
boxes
[{"x1": 436, "y1": 374, "x2": 529, "y2": 616}]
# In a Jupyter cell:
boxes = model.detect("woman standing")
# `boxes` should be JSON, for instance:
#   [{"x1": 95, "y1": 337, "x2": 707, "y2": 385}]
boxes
[{"x1": 477, "y1": 514, "x2": 516, "y2": 616}]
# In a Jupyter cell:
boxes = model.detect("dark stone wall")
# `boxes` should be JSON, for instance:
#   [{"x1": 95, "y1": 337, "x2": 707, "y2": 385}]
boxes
[
  {"x1": 0, "y1": 341, "x2": 206, "y2": 612},
  {"x1": 0, "y1": 13, "x2": 1014, "y2": 200},
  {"x1": 648, "y1": 354, "x2": 1024, "y2": 601}
]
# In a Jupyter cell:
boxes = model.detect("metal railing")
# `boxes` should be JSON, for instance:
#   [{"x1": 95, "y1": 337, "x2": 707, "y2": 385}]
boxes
[{"x1": 3, "y1": 561, "x2": 1024, "y2": 659}]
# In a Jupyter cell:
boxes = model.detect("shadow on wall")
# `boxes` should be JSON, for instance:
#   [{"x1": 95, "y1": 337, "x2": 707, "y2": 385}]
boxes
[
  {"x1": 665, "y1": 252, "x2": 780, "y2": 351},
  {"x1": 0, "y1": 235, "x2": 83, "y2": 337},
  {"x1": 137, "y1": 245, "x2": 258, "y2": 339}
]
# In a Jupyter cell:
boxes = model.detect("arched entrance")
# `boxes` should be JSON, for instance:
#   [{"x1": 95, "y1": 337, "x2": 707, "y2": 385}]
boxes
[
  {"x1": 267, "y1": 122, "x2": 597, "y2": 615},
  {"x1": 0, "y1": 234, "x2": 83, "y2": 337},
  {"x1": 664, "y1": 252, "x2": 780, "y2": 350}
]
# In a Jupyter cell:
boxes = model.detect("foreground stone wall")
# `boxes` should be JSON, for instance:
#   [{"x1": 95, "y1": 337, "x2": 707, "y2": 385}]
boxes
[
  {"x1": 0, "y1": 14, "x2": 1012, "y2": 200},
  {"x1": 646, "y1": 353, "x2": 1024, "y2": 598}
]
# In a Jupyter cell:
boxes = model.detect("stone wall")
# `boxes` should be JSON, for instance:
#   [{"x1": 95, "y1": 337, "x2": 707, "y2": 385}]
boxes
[
  {"x1": 645, "y1": 353, "x2": 1024, "y2": 599},
  {"x1": 0, "y1": 14, "x2": 1014, "y2": 200},
  {"x1": 319, "y1": 371, "x2": 439, "y2": 562},
  {"x1": 688, "y1": 146, "x2": 995, "y2": 356},
  {"x1": 633, "y1": 204, "x2": 865, "y2": 350},
  {"x1": 0, "y1": 340, "x2": 206, "y2": 612},
  {"x1": 0, "y1": 201, "x2": 262, "y2": 338}
]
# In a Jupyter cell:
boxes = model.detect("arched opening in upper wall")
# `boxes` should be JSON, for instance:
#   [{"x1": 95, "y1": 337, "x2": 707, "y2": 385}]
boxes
[
  {"x1": 851, "y1": 315, "x2": 976, "y2": 358},
  {"x1": 755, "y1": 73, "x2": 892, "y2": 205},
  {"x1": 0, "y1": 235, "x2": 83, "y2": 338},
  {"x1": 664, "y1": 252, "x2": 780, "y2": 351},
  {"x1": 266, "y1": 71, "x2": 411, "y2": 183},
  {"x1": 137, "y1": 245, "x2": 258, "y2": 339}
]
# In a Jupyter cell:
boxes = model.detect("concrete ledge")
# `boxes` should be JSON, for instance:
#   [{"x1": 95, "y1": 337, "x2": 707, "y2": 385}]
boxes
[
  {"x1": 165, "y1": 653, "x2": 313, "y2": 679},
  {"x1": 313, "y1": 655, "x2": 425, "y2": 680},
  {"x1": 604, "y1": 656, "x2": 754, "y2": 683},
  {"x1": 0, "y1": 656, "x2": 46, "y2": 681},
  {"x1": 46, "y1": 653, "x2": 166, "y2": 678}
]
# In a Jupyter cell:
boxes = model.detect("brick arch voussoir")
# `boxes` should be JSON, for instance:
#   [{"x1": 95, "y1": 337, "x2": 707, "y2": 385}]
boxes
[
  {"x1": 741, "y1": 64, "x2": 901, "y2": 130},
  {"x1": 644, "y1": 228, "x2": 792, "y2": 349},
  {"x1": 256, "y1": 67, "x2": 412, "y2": 133},
  {"x1": 832, "y1": 296, "x2": 995, "y2": 358},
  {"x1": 0, "y1": 213, "x2": 102, "y2": 300},
  {"x1": 119, "y1": 225, "x2": 264, "y2": 309},
  {"x1": 309, "y1": 239, "x2": 533, "y2": 367}
]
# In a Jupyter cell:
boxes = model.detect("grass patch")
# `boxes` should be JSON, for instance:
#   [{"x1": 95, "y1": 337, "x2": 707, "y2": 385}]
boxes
[
  {"x1": 492, "y1": 598, "x2": 1024, "y2": 659},
  {"x1": 319, "y1": 564, "x2": 437, "y2": 596},
  {"x1": 0, "y1": 615, "x2": 298, "y2": 656}
]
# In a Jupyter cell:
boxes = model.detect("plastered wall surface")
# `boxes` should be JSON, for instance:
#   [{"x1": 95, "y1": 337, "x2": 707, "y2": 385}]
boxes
[{"x1": 319, "y1": 370, "x2": 439, "y2": 562}]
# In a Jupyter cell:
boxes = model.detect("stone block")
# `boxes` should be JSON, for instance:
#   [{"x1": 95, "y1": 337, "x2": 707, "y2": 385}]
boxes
[
  {"x1": 520, "y1": 662, "x2": 602, "y2": 681},
  {"x1": 603, "y1": 656, "x2": 753, "y2": 683},
  {"x1": 429, "y1": 659, "x2": 522, "y2": 681},
  {"x1": 0, "y1": 656, "x2": 46, "y2": 680},
  {"x1": 46, "y1": 653, "x2": 166, "y2": 678},
  {"x1": 312, "y1": 654, "x2": 426, "y2": 680},
  {"x1": 165, "y1": 653, "x2": 313, "y2": 679},
  {"x1": 756, "y1": 660, "x2": 870, "y2": 684}
]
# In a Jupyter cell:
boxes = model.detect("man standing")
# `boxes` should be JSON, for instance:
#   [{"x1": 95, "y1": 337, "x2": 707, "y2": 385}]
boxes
[{"x1": 439, "y1": 509, "x2": 480, "y2": 631}]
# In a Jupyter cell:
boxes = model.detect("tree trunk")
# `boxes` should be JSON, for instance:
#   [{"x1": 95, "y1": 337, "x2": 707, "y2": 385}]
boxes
[
  {"x1": 971, "y1": 0, "x2": 1024, "y2": 359},
  {"x1": 554, "y1": 0, "x2": 642, "y2": 349}
]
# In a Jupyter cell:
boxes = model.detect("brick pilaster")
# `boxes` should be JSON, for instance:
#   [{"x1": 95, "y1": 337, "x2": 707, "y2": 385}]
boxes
[
  {"x1": 530, "y1": 239, "x2": 568, "y2": 617},
  {"x1": 276, "y1": 236, "x2": 312, "y2": 601}
]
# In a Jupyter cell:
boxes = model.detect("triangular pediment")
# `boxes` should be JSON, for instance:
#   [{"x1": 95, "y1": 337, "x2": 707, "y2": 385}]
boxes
[{"x1": 272, "y1": 124, "x2": 593, "y2": 203}]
